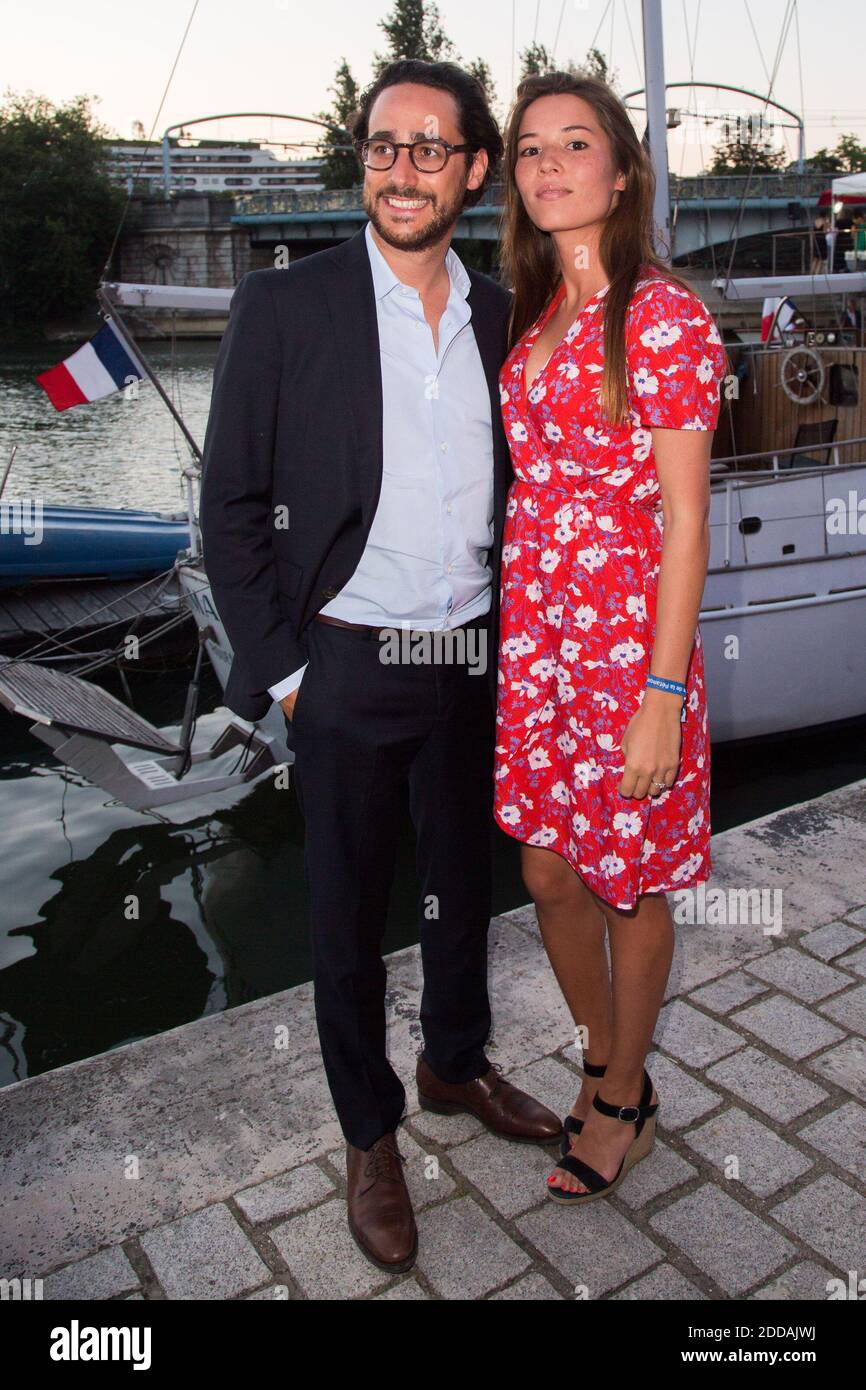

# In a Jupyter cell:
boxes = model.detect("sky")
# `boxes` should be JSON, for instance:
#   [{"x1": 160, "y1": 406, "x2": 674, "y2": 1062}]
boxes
[{"x1": 2, "y1": 0, "x2": 865, "y2": 176}]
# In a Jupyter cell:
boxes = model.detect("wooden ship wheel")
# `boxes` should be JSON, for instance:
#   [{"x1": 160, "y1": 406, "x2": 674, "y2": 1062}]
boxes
[{"x1": 780, "y1": 347, "x2": 825, "y2": 406}]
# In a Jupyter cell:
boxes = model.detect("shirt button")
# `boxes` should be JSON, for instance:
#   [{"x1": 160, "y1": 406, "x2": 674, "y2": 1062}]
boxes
[
  {"x1": 446, "y1": 503, "x2": 453, "y2": 513},
  {"x1": 440, "y1": 442, "x2": 448, "y2": 453},
  {"x1": 447, "y1": 564, "x2": 454, "y2": 574}
]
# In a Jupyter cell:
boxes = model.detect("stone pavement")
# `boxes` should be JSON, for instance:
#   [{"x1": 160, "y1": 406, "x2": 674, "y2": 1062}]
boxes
[{"x1": 1, "y1": 779, "x2": 865, "y2": 1301}]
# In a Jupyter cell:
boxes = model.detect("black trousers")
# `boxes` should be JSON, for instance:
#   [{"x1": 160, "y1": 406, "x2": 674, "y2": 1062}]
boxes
[{"x1": 288, "y1": 611, "x2": 495, "y2": 1151}]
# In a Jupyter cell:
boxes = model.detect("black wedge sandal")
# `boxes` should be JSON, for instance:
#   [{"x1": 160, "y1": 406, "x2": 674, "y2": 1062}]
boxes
[
  {"x1": 560, "y1": 1059, "x2": 607, "y2": 1159},
  {"x1": 548, "y1": 1067, "x2": 659, "y2": 1205}
]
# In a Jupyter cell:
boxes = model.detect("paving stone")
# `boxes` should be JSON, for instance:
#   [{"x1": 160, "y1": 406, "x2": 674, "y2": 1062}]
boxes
[
  {"x1": 751, "y1": 1260, "x2": 847, "y2": 1301},
  {"x1": 247, "y1": 1284, "x2": 291, "y2": 1300},
  {"x1": 139, "y1": 1203, "x2": 270, "y2": 1300},
  {"x1": 645, "y1": 1051, "x2": 723, "y2": 1130},
  {"x1": 42, "y1": 1246, "x2": 140, "y2": 1300},
  {"x1": 840, "y1": 945, "x2": 866, "y2": 978},
  {"x1": 688, "y1": 971, "x2": 768, "y2": 1014},
  {"x1": 505, "y1": 1053, "x2": 586, "y2": 1122},
  {"x1": 649, "y1": 1184, "x2": 795, "y2": 1295},
  {"x1": 415, "y1": 1196, "x2": 530, "y2": 1299},
  {"x1": 407, "y1": 1108, "x2": 484, "y2": 1146},
  {"x1": 234, "y1": 1164, "x2": 335, "y2": 1223},
  {"x1": 518, "y1": 1197, "x2": 663, "y2": 1298},
  {"x1": 797, "y1": 1102, "x2": 866, "y2": 1181},
  {"x1": 807, "y1": 1036, "x2": 866, "y2": 1101},
  {"x1": 819, "y1": 982, "x2": 866, "y2": 1036},
  {"x1": 683, "y1": 1107, "x2": 813, "y2": 1196},
  {"x1": 743, "y1": 947, "x2": 852, "y2": 1002},
  {"x1": 730, "y1": 995, "x2": 845, "y2": 1060},
  {"x1": 447, "y1": 1130, "x2": 558, "y2": 1219},
  {"x1": 490, "y1": 1272, "x2": 563, "y2": 1299},
  {"x1": 801, "y1": 921, "x2": 865, "y2": 962},
  {"x1": 656, "y1": 1000, "x2": 746, "y2": 1068},
  {"x1": 270, "y1": 1199, "x2": 387, "y2": 1299},
  {"x1": 846, "y1": 905, "x2": 866, "y2": 927},
  {"x1": 706, "y1": 1047, "x2": 828, "y2": 1123},
  {"x1": 770, "y1": 1174, "x2": 866, "y2": 1270},
  {"x1": 327, "y1": 1131, "x2": 455, "y2": 1212},
  {"x1": 612, "y1": 1264, "x2": 706, "y2": 1299},
  {"x1": 374, "y1": 1278, "x2": 430, "y2": 1300},
  {"x1": 616, "y1": 1141, "x2": 698, "y2": 1208}
]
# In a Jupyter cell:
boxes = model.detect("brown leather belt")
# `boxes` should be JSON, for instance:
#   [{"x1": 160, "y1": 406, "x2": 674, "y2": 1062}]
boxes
[{"x1": 315, "y1": 612, "x2": 488, "y2": 640}]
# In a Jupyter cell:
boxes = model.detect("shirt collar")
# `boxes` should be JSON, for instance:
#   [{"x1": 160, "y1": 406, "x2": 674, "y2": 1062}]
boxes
[{"x1": 364, "y1": 219, "x2": 471, "y2": 303}]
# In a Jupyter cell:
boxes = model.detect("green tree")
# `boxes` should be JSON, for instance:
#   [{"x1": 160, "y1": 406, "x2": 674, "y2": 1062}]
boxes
[
  {"x1": 372, "y1": 0, "x2": 457, "y2": 74},
  {"x1": 707, "y1": 128, "x2": 787, "y2": 174},
  {"x1": 0, "y1": 91, "x2": 126, "y2": 330},
  {"x1": 520, "y1": 42, "x2": 554, "y2": 79},
  {"x1": 801, "y1": 133, "x2": 866, "y2": 174},
  {"x1": 315, "y1": 60, "x2": 361, "y2": 190}
]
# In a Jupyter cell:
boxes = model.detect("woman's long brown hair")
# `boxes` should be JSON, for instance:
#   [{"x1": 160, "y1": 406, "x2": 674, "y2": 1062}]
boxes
[{"x1": 500, "y1": 71, "x2": 706, "y2": 427}]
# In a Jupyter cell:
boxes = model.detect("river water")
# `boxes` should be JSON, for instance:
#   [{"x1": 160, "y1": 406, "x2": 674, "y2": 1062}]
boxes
[{"x1": 1, "y1": 342, "x2": 864, "y2": 1088}]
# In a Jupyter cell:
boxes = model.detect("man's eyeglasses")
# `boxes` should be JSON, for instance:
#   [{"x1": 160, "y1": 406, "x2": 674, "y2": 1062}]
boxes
[{"x1": 355, "y1": 138, "x2": 475, "y2": 173}]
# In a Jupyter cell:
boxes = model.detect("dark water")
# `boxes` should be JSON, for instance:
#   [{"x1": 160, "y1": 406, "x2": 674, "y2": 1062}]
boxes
[{"x1": 1, "y1": 343, "x2": 864, "y2": 1088}]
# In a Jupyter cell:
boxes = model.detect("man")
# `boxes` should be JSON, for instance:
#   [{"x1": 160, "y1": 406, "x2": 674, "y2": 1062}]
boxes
[{"x1": 200, "y1": 58, "x2": 560, "y2": 1274}]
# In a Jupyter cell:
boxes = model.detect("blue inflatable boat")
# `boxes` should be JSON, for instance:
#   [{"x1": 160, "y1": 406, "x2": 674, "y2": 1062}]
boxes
[{"x1": 0, "y1": 504, "x2": 192, "y2": 588}]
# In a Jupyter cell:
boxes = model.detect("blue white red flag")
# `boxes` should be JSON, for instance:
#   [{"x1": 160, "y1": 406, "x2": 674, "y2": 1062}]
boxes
[{"x1": 37, "y1": 319, "x2": 145, "y2": 410}]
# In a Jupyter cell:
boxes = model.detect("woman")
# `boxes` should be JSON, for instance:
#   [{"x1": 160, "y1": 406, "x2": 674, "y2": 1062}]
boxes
[{"x1": 493, "y1": 72, "x2": 728, "y2": 1203}]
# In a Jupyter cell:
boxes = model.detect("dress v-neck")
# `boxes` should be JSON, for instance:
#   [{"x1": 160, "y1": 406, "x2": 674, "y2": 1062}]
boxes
[{"x1": 523, "y1": 279, "x2": 610, "y2": 398}]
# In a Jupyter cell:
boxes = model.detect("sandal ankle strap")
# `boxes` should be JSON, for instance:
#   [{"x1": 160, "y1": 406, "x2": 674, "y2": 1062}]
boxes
[
  {"x1": 592, "y1": 1067, "x2": 657, "y2": 1122},
  {"x1": 582, "y1": 1059, "x2": 607, "y2": 1077}
]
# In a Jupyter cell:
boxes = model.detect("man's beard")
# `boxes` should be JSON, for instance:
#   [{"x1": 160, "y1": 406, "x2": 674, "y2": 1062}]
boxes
[{"x1": 364, "y1": 182, "x2": 467, "y2": 252}]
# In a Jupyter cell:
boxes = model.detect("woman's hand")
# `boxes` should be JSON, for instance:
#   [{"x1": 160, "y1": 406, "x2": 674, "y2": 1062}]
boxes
[{"x1": 618, "y1": 690, "x2": 683, "y2": 798}]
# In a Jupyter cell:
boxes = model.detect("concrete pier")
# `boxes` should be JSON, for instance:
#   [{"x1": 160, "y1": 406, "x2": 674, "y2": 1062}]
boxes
[{"x1": 2, "y1": 779, "x2": 865, "y2": 1301}]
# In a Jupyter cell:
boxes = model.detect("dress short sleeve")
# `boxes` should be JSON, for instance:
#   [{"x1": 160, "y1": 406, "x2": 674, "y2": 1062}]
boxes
[{"x1": 627, "y1": 279, "x2": 728, "y2": 430}]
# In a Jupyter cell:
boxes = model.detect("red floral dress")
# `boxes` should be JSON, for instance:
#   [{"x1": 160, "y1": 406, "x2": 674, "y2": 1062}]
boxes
[{"x1": 492, "y1": 266, "x2": 728, "y2": 910}]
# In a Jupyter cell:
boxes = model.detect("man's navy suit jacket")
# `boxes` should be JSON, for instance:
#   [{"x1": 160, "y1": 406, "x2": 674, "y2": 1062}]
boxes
[{"x1": 199, "y1": 223, "x2": 515, "y2": 725}]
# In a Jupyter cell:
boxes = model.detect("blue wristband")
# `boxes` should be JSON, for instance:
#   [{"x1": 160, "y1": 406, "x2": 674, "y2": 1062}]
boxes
[{"x1": 646, "y1": 674, "x2": 687, "y2": 721}]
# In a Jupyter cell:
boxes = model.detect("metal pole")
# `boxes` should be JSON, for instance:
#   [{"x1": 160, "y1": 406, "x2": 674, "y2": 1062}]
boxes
[
  {"x1": 97, "y1": 287, "x2": 203, "y2": 464},
  {"x1": 642, "y1": 0, "x2": 671, "y2": 263},
  {"x1": 162, "y1": 132, "x2": 171, "y2": 201}
]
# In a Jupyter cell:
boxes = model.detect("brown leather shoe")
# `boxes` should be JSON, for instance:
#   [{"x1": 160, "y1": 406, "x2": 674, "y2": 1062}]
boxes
[
  {"x1": 345, "y1": 1132, "x2": 418, "y2": 1272},
  {"x1": 416, "y1": 1056, "x2": 563, "y2": 1144}
]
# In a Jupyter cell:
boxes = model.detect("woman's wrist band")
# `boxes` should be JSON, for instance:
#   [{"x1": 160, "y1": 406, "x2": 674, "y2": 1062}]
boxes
[{"x1": 646, "y1": 673, "x2": 688, "y2": 721}]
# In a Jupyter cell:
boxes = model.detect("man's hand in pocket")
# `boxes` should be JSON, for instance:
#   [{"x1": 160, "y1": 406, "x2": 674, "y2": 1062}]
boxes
[{"x1": 280, "y1": 689, "x2": 300, "y2": 721}]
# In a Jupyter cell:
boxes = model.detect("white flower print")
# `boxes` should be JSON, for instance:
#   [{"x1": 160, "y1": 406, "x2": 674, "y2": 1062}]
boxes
[
  {"x1": 626, "y1": 593, "x2": 647, "y2": 622},
  {"x1": 544, "y1": 422, "x2": 564, "y2": 443},
  {"x1": 528, "y1": 459, "x2": 552, "y2": 483},
  {"x1": 571, "y1": 605, "x2": 598, "y2": 632},
  {"x1": 633, "y1": 366, "x2": 659, "y2": 397},
  {"x1": 499, "y1": 804, "x2": 522, "y2": 825},
  {"x1": 546, "y1": 604, "x2": 564, "y2": 627},
  {"x1": 529, "y1": 656, "x2": 556, "y2": 682},
  {"x1": 529, "y1": 826, "x2": 559, "y2": 847},
  {"x1": 559, "y1": 637, "x2": 582, "y2": 662},
  {"x1": 641, "y1": 320, "x2": 683, "y2": 351},
  {"x1": 613, "y1": 810, "x2": 643, "y2": 838},
  {"x1": 551, "y1": 780, "x2": 571, "y2": 806},
  {"x1": 576, "y1": 544, "x2": 607, "y2": 573},
  {"x1": 539, "y1": 548, "x2": 562, "y2": 574},
  {"x1": 599, "y1": 853, "x2": 626, "y2": 877},
  {"x1": 527, "y1": 745, "x2": 551, "y2": 770},
  {"x1": 571, "y1": 811, "x2": 591, "y2": 837},
  {"x1": 609, "y1": 638, "x2": 645, "y2": 667},
  {"x1": 696, "y1": 355, "x2": 714, "y2": 384},
  {"x1": 501, "y1": 632, "x2": 536, "y2": 660},
  {"x1": 510, "y1": 421, "x2": 528, "y2": 442}
]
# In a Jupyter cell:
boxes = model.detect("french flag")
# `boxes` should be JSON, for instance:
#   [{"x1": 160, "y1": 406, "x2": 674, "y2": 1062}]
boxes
[
  {"x1": 37, "y1": 319, "x2": 145, "y2": 411},
  {"x1": 761, "y1": 297, "x2": 797, "y2": 344}
]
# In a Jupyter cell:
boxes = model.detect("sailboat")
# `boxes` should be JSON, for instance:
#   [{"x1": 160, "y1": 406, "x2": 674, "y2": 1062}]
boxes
[{"x1": 1, "y1": 2, "x2": 863, "y2": 811}]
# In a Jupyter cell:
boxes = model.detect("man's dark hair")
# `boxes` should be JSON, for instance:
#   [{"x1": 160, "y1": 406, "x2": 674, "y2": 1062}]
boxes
[{"x1": 348, "y1": 59, "x2": 503, "y2": 207}]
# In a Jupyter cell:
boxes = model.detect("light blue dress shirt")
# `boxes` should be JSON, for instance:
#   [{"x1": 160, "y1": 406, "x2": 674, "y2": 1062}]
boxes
[{"x1": 268, "y1": 219, "x2": 495, "y2": 702}]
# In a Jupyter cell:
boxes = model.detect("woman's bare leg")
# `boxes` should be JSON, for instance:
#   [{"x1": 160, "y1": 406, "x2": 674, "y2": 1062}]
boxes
[
  {"x1": 520, "y1": 844, "x2": 612, "y2": 1126},
  {"x1": 547, "y1": 889, "x2": 674, "y2": 1193}
]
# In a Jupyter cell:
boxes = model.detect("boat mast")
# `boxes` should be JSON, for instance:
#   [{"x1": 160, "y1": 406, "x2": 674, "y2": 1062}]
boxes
[{"x1": 642, "y1": 0, "x2": 672, "y2": 264}]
